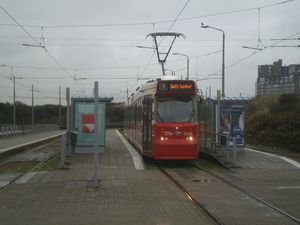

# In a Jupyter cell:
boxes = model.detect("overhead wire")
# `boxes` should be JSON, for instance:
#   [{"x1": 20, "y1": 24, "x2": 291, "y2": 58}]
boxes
[
  {"x1": 211, "y1": 31, "x2": 300, "y2": 77},
  {"x1": 0, "y1": 36, "x2": 279, "y2": 43},
  {"x1": 0, "y1": 0, "x2": 296, "y2": 102},
  {"x1": 0, "y1": 0, "x2": 294, "y2": 28},
  {"x1": 0, "y1": 49, "x2": 222, "y2": 78},
  {"x1": 0, "y1": 5, "x2": 84, "y2": 93},
  {"x1": 128, "y1": 0, "x2": 191, "y2": 92},
  {"x1": 197, "y1": 29, "x2": 300, "y2": 82}
]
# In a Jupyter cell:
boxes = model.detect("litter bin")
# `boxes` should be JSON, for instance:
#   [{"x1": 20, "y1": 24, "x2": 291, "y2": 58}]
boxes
[{"x1": 70, "y1": 129, "x2": 79, "y2": 147}]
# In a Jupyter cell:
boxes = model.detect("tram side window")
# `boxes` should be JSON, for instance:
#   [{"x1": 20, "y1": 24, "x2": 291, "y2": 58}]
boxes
[{"x1": 155, "y1": 96, "x2": 196, "y2": 123}]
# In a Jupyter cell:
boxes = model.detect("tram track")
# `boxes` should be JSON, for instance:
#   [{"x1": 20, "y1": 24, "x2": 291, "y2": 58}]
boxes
[
  {"x1": 155, "y1": 162, "x2": 224, "y2": 225},
  {"x1": 0, "y1": 140, "x2": 61, "y2": 164},
  {"x1": 0, "y1": 141, "x2": 61, "y2": 194},
  {"x1": 188, "y1": 161, "x2": 300, "y2": 224},
  {"x1": 152, "y1": 158, "x2": 300, "y2": 224}
]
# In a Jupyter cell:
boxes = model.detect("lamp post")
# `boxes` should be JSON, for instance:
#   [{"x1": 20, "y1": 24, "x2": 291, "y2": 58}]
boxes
[
  {"x1": 165, "y1": 69, "x2": 175, "y2": 76},
  {"x1": 173, "y1": 53, "x2": 189, "y2": 80},
  {"x1": 13, "y1": 75, "x2": 16, "y2": 125},
  {"x1": 206, "y1": 87, "x2": 209, "y2": 98},
  {"x1": 201, "y1": 24, "x2": 225, "y2": 97},
  {"x1": 32, "y1": 85, "x2": 35, "y2": 125}
]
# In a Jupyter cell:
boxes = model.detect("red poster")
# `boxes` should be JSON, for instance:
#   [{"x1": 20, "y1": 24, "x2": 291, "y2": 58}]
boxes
[{"x1": 82, "y1": 114, "x2": 95, "y2": 133}]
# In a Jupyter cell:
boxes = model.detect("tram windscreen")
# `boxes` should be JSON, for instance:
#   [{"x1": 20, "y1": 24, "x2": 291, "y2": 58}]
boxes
[{"x1": 155, "y1": 96, "x2": 196, "y2": 123}]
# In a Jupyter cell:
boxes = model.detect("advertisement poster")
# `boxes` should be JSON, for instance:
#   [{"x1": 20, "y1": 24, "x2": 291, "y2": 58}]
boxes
[
  {"x1": 74, "y1": 102, "x2": 105, "y2": 146},
  {"x1": 220, "y1": 104, "x2": 244, "y2": 145}
]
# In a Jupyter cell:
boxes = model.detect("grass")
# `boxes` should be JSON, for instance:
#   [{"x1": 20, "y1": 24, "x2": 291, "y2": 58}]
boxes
[
  {"x1": 33, "y1": 154, "x2": 61, "y2": 172},
  {"x1": 190, "y1": 157, "x2": 226, "y2": 170},
  {"x1": 142, "y1": 156, "x2": 225, "y2": 171},
  {"x1": 0, "y1": 162, "x2": 38, "y2": 173}
]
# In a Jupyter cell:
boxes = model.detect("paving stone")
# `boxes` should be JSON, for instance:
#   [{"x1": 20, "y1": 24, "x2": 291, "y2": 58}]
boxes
[{"x1": 0, "y1": 130, "x2": 299, "y2": 224}]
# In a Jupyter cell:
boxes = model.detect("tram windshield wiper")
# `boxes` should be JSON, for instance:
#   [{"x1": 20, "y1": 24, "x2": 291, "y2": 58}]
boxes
[
  {"x1": 155, "y1": 112, "x2": 165, "y2": 123},
  {"x1": 187, "y1": 110, "x2": 196, "y2": 122}
]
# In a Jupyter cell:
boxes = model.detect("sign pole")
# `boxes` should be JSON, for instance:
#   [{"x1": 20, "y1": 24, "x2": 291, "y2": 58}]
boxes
[
  {"x1": 93, "y1": 82, "x2": 99, "y2": 187},
  {"x1": 216, "y1": 90, "x2": 221, "y2": 155},
  {"x1": 217, "y1": 90, "x2": 221, "y2": 133},
  {"x1": 66, "y1": 87, "x2": 70, "y2": 150}
]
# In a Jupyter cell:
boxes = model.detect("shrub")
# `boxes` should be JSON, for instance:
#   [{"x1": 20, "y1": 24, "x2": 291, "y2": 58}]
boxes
[{"x1": 246, "y1": 95, "x2": 300, "y2": 153}]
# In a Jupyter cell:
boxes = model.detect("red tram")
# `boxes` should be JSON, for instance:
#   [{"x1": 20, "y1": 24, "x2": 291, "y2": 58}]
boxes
[{"x1": 124, "y1": 78, "x2": 199, "y2": 160}]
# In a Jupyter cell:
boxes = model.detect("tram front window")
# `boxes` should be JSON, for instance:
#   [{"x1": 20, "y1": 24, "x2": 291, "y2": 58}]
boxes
[{"x1": 155, "y1": 96, "x2": 196, "y2": 123}]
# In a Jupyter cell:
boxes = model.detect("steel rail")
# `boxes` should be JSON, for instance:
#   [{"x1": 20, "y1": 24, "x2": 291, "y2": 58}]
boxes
[
  {"x1": 188, "y1": 161, "x2": 300, "y2": 224},
  {"x1": 156, "y1": 164, "x2": 224, "y2": 225},
  {"x1": 0, "y1": 145, "x2": 60, "y2": 194},
  {"x1": 0, "y1": 140, "x2": 60, "y2": 167}
]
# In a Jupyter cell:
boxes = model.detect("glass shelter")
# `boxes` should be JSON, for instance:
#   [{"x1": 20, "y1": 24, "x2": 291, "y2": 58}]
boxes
[
  {"x1": 198, "y1": 97, "x2": 251, "y2": 154},
  {"x1": 71, "y1": 96, "x2": 113, "y2": 154}
]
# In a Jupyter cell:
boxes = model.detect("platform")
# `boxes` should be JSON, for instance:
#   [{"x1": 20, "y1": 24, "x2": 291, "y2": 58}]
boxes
[
  {"x1": 216, "y1": 147, "x2": 300, "y2": 170},
  {"x1": 0, "y1": 129, "x2": 299, "y2": 224},
  {"x1": 0, "y1": 130, "x2": 66, "y2": 157}
]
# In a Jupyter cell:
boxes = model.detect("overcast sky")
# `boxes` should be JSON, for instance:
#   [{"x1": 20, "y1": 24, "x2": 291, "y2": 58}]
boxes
[{"x1": 0, "y1": 0, "x2": 299, "y2": 105}]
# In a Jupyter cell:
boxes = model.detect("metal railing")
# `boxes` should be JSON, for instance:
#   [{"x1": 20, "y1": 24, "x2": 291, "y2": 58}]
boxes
[
  {"x1": 211, "y1": 132, "x2": 237, "y2": 166},
  {"x1": 60, "y1": 134, "x2": 66, "y2": 167},
  {"x1": 1, "y1": 124, "x2": 59, "y2": 139},
  {"x1": 60, "y1": 133, "x2": 74, "y2": 169}
]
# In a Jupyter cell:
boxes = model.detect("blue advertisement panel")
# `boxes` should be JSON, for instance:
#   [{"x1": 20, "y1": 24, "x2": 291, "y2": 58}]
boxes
[{"x1": 74, "y1": 102, "x2": 106, "y2": 146}]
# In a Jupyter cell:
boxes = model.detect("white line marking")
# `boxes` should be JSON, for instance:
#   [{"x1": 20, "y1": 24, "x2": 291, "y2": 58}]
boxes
[
  {"x1": 116, "y1": 130, "x2": 145, "y2": 170},
  {"x1": 246, "y1": 148, "x2": 300, "y2": 169}
]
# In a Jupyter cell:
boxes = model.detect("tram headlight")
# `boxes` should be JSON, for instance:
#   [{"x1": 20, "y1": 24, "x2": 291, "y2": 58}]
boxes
[
  {"x1": 161, "y1": 137, "x2": 168, "y2": 141},
  {"x1": 186, "y1": 136, "x2": 193, "y2": 141}
]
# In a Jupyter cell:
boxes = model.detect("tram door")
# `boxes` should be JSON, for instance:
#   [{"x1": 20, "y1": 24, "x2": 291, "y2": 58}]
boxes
[{"x1": 143, "y1": 95, "x2": 152, "y2": 154}]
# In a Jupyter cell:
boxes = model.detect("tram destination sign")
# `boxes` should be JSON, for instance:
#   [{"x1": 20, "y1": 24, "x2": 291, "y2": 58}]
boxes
[{"x1": 158, "y1": 81, "x2": 195, "y2": 92}]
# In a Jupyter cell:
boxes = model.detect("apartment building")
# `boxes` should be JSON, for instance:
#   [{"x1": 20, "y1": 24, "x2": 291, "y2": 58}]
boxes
[{"x1": 255, "y1": 59, "x2": 300, "y2": 96}]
